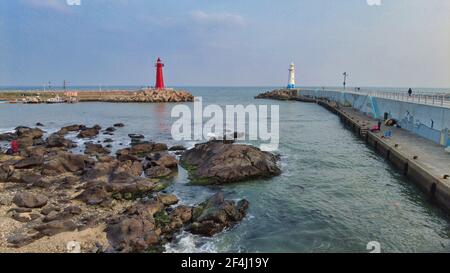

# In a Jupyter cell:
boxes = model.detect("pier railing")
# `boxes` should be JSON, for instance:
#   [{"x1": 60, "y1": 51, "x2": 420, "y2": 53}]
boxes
[
  {"x1": 305, "y1": 89, "x2": 450, "y2": 108},
  {"x1": 366, "y1": 91, "x2": 450, "y2": 108}
]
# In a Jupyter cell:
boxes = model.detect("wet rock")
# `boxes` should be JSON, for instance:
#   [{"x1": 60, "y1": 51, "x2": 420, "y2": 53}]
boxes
[
  {"x1": 146, "y1": 152, "x2": 178, "y2": 168},
  {"x1": 157, "y1": 193, "x2": 179, "y2": 206},
  {"x1": 46, "y1": 133, "x2": 76, "y2": 148},
  {"x1": 114, "y1": 123, "x2": 125, "y2": 127},
  {"x1": 77, "y1": 127, "x2": 100, "y2": 138},
  {"x1": 0, "y1": 132, "x2": 18, "y2": 141},
  {"x1": 103, "y1": 138, "x2": 114, "y2": 143},
  {"x1": 130, "y1": 143, "x2": 168, "y2": 156},
  {"x1": 36, "y1": 122, "x2": 44, "y2": 127},
  {"x1": 58, "y1": 124, "x2": 85, "y2": 135},
  {"x1": 169, "y1": 205, "x2": 193, "y2": 230},
  {"x1": 116, "y1": 148, "x2": 139, "y2": 162},
  {"x1": 169, "y1": 145, "x2": 186, "y2": 151},
  {"x1": 84, "y1": 143, "x2": 110, "y2": 156},
  {"x1": 13, "y1": 192, "x2": 48, "y2": 208},
  {"x1": 144, "y1": 166, "x2": 172, "y2": 178},
  {"x1": 128, "y1": 134, "x2": 144, "y2": 139},
  {"x1": 105, "y1": 127, "x2": 116, "y2": 132},
  {"x1": 14, "y1": 156, "x2": 43, "y2": 169},
  {"x1": 181, "y1": 141, "x2": 281, "y2": 184},
  {"x1": 15, "y1": 127, "x2": 44, "y2": 139},
  {"x1": 188, "y1": 192, "x2": 249, "y2": 236},
  {"x1": 117, "y1": 160, "x2": 143, "y2": 177},
  {"x1": 97, "y1": 155, "x2": 115, "y2": 162},
  {"x1": 34, "y1": 219, "x2": 77, "y2": 236}
]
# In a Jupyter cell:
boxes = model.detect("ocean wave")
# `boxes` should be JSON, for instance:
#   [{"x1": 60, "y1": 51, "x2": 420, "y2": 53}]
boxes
[{"x1": 164, "y1": 231, "x2": 218, "y2": 253}]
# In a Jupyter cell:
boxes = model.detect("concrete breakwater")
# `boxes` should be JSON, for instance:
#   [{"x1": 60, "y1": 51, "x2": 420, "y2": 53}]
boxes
[
  {"x1": 257, "y1": 89, "x2": 450, "y2": 213},
  {"x1": 0, "y1": 88, "x2": 194, "y2": 103}
]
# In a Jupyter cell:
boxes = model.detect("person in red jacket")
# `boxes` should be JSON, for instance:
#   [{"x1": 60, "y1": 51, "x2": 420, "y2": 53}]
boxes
[
  {"x1": 6, "y1": 140, "x2": 19, "y2": 155},
  {"x1": 11, "y1": 140, "x2": 19, "y2": 154}
]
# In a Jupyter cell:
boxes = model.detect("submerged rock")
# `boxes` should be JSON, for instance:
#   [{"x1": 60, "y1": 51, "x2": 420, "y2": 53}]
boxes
[
  {"x1": 77, "y1": 127, "x2": 100, "y2": 138},
  {"x1": 58, "y1": 124, "x2": 86, "y2": 135},
  {"x1": 181, "y1": 141, "x2": 281, "y2": 184}
]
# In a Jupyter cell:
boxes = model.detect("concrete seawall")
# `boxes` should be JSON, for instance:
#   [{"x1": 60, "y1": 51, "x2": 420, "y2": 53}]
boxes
[{"x1": 257, "y1": 89, "x2": 450, "y2": 213}]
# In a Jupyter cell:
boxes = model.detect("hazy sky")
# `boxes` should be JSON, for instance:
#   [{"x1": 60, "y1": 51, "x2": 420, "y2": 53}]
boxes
[{"x1": 0, "y1": 0, "x2": 449, "y2": 87}]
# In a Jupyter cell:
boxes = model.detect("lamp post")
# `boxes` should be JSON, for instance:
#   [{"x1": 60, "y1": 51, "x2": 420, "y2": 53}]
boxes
[{"x1": 342, "y1": 72, "x2": 348, "y2": 90}]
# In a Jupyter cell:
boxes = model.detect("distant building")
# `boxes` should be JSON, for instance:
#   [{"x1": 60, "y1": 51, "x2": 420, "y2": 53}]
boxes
[{"x1": 287, "y1": 62, "x2": 296, "y2": 89}]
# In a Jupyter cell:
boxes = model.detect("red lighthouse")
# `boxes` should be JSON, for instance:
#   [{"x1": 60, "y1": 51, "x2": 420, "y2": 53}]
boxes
[{"x1": 155, "y1": 57, "x2": 165, "y2": 89}]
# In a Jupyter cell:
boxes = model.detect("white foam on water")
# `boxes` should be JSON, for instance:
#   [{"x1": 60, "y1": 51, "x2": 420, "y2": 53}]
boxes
[{"x1": 164, "y1": 231, "x2": 219, "y2": 253}]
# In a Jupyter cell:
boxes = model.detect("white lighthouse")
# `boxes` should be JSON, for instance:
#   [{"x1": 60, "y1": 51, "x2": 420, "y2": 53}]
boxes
[{"x1": 287, "y1": 62, "x2": 296, "y2": 89}]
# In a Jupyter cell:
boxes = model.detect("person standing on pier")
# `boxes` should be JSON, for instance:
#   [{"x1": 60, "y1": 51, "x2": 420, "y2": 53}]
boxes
[{"x1": 408, "y1": 88, "x2": 413, "y2": 96}]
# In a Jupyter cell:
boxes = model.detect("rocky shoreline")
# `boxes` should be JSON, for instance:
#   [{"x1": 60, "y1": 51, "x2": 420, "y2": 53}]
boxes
[
  {"x1": 0, "y1": 124, "x2": 280, "y2": 253},
  {"x1": 0, "y1": 88, "x2": 194, "y2": 104}
]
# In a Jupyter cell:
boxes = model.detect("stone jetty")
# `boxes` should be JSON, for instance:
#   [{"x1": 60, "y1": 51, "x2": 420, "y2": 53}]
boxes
[{"x1": 0, "y1": 88, "x2": 194, "y2": 104}]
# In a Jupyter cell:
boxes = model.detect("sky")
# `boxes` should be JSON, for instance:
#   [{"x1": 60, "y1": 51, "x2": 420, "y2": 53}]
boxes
[{"x1": 0, "y1": 0, "x2": 449, "y2": 88}]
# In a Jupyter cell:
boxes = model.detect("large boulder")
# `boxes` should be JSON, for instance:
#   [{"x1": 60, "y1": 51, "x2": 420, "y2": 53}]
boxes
[
  {"x1": 105, "y1": 203, "x2": 161, "y2": 253},
  {"x1": 181, "y1": 141, "x2": 281, "y2": 184},
  {"x1": 76, "y1": 184, "x2": 110, "y2": 205},
  {"x1": 130, "y1": 143, "x2": 168, "y2": 156},
  {"x1": 13, "y1": 192, "x2": 48, "y2": 208},
  {"x1": 188, "y1": 192, "x2": 249, "y2": 236},
  {"x1": 15, "y1": 127, "x2": 44, "y2": 139},
  {"x1": 144, "y1": 166, "x2": 172, "y2": 178},
  {"x1": 42, "y1": 152, "x2": 88, "y2": 175},
  {"x1": 84, "y1": 143, "x2": 110, "y2": 156},
  {"x1": 77, "y1": 127, "x2": 100, "y2": 138},
  {"x1": 57, "y1": 124, "x2": 86, "y2": 135},
  {"x1": 46, "y1": 133, "x2": 76, "y2": 148},
  {"x1": 14, "y1": 156, "x2": 44, "y2": 169},
  {"x1": 0, "y1": 132, "x2": 17, "y2": 141},
  {"x1": 146, "y1": 152, "x2": 178, "y2": 168},
  {"x1": 34, "y1": 219, "x2": 77, "y2": 236}
]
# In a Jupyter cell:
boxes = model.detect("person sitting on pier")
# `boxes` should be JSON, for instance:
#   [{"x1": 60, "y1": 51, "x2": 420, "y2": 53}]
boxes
[{"x1": 370, "y1": 120, "x2": 382, "y2": 132}]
